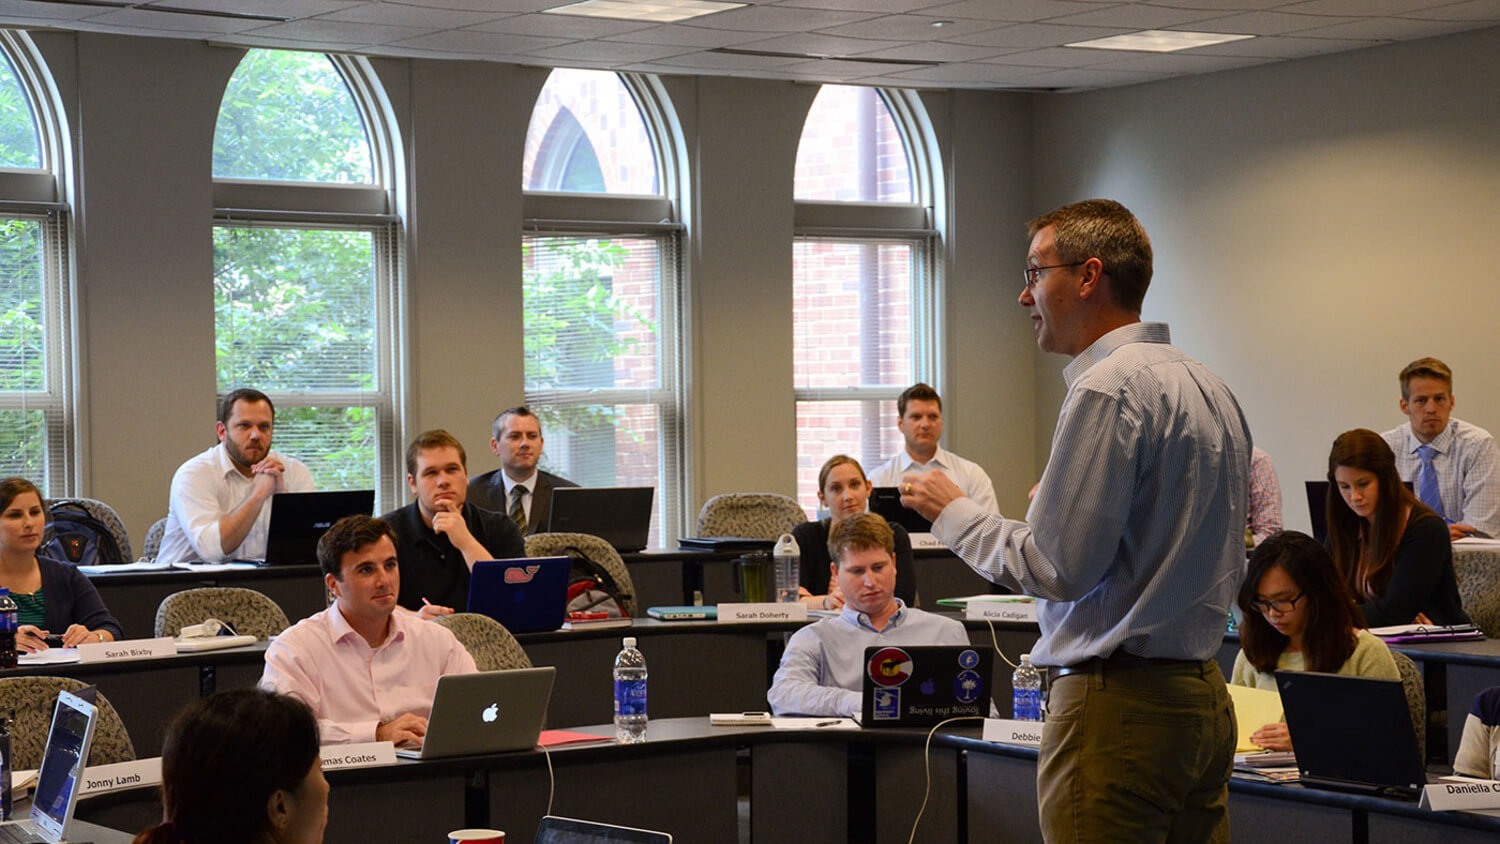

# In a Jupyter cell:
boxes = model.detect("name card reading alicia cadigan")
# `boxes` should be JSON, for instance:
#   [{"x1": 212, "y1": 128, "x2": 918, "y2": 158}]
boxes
[
  {"x1": 78, "y1": 636, "x2": 177, "y2": 664},
  {"x1": 717, "y1": 603, "x2": 808, "y2": 623},
  {"x1": 965, "y1": 598, "x2": 1038, "y2": 623},
  {"x1": 320, "y1": 741, "x2": 397, "y2": 771}
]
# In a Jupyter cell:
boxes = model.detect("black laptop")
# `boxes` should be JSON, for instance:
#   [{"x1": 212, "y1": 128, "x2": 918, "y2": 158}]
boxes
[
  {"x1": 261, "y1": 489, "x2": 375, "y2": 566},
  {"x1": 858, "y1": 645, "x2": 992, "y2": 727},
  {"x1": 1276, "y1": 670, "x2": 1426, "y2": 799},
  {"x1": 546, "y1": 487, "x2": 654, "y2": 553},
  {"x1": 869, "y1": 486, "x2": 932, "y2": 533}
]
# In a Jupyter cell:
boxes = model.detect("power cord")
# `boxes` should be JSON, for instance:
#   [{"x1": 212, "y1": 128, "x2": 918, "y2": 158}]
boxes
[
  {"x1": 986, "y1": 619, "x2": 1019, "y2": 670},
  {"x1": 538, "y1": 742, "x2": 555, "y2": 816},
  {"x1": 908, "y1": 715, "x2": 987, "y2": 844}
]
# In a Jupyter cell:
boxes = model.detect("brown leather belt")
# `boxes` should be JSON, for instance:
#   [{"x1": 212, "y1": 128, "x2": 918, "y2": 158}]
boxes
[{"x1": 1050, "y1": 651, "x2": 1197, "y2": 680}]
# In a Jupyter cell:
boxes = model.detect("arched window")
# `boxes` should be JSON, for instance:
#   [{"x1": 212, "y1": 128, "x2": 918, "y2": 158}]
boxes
[
  {"x1": 521, "y1": 69, "x2": 683, "y2": 545},
  {"x1": 0, "y1": 32, "x2": 72, "y2": 490},
  {"x1": 792, "y1": 86, "x2": 940, "y2": 513},
  {"x1": 212, "y1": 49, "x2": 401, "y2": 507}
]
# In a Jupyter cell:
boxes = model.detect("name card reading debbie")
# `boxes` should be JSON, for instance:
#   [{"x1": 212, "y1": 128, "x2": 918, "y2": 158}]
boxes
[
  {"x1": 717, "y1": 603, "x2": 808, "y2": 623},
  {"x1": 983, "y1": 718, "x2": 1043, "y2": 747},
  {"x1": 78, "y1": 636, "x2": 176, "y2": 664},
  {"x1": 80, "y1": 758, "x2": 162, "y2": 796},
  {"x1": 320, "y1": 741, "x2": 397, "y2": 771},
  {"x1": 1421, "y1": 778, "x2": 1500, "y2": 811},
  {"x1": 965, "y1": 599, "x2": 1038, "y2": 623}
]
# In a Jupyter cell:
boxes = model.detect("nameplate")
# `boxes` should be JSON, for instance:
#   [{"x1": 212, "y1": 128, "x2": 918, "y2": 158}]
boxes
[
  {"x1": 320, "y1": 741, "x2": 397, "y2": 770},
  {"x1": 80, "y1": 757, "x2": 162, "y2": 796},
  {"x1": 908, "y1": 533, "x2": 946, "y2": 549},
  {"x1": 982, "y1": 718, "x2": 1044, "y2": 747},
  {"x1": 78, "y1": 636, "x2": 177, "y2": 664},
  {"x1": 717, "y1": 603, "x2": 808, "y2": 623},
  {"x1": 965, "y1": 600, "x2": 1038, "y2": 623},
  {"x1": 1420, "y1": 778, "x2": 1500, "y2": 811}
]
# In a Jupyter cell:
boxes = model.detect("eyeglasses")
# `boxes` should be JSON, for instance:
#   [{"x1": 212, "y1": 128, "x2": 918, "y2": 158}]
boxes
[
  {"x1": 1023, "y1": 261, "x2": 1087, "y2": 289},
  {"x1": 1249, "y1": 593, "x2": 1306, "y2": 615}
]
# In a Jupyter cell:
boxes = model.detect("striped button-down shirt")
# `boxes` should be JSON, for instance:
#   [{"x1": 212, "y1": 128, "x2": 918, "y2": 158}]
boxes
[
  {"x1": 1382, "y1": 419, "x2": 1500, "y2": 539},
  {"x1": 932, "y1": 322, "x2": 1252, "y2": 668}
]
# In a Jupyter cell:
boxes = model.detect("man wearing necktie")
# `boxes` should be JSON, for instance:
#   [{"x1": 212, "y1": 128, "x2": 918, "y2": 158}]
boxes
[
  {"x1": 467, "y1": 406, "x2": 579, "y2": 535},
  {"x1": 1382, "y1": 358, "x2": 1500, "y2": 540}
]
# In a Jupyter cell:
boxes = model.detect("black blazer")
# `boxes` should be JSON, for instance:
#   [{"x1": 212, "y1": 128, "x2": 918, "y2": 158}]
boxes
[
  {"x1": 35, "y1": 556, "x2": 125, "y2": 639},
  {"x1": 466, "y1": 469, "x2": 580, "y2": 535}
]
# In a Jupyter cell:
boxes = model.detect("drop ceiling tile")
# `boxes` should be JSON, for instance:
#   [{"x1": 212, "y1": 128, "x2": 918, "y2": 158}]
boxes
[
  {"x1": 1090, "y1": 50, "x2": 1269, "y2": 72},
  {"x1": 887, "y1": 60, "x2": 1055, "y2": 83},
  {"x1": 856, "y1": 40, "x2": 1021, "y2": 61},
  {"x1": 772, "y1": 0, "x2": 951, "y2": 10},
  {"x1": 150, "y1": 0, "x2": 361, "y2": 17},
  {"x1": 980, "y1": 45, "x2": 1115, "y2": 67},
  {"x1": 317, "y1": 2, "x2": 509, "y2": 27},
  {"x1": 1049, "y1": 4, "x2": 1230, "y2": 28},
  {"x1": 394, "y1": 0, "x2": 557, "y2": 11},
  {"x1": 243, "y1": 16, "x2": 426, "y2": 42},
  {"x1": 814, "y1": 14, "x2": 1007, "y2": 39},
  {"x1": 523, "y1": 39, "x2": 694, "y2": 61},
  {"x1": 382, "y1": 28, "x2": 571, "y2": 51},
  {"x1": 1140, "y1": 0, "x2": 1296, "y2": 9},
  {"x1": 1404, "y1": 0, "x2": 1500, "y2": 20},
  {"x1": 779, "y1": 57, "x2": 923, "y2": 78},
  {"x1": 653, "y1": 49, "x2": 808, "y2": 69},
  {"x1": 949, "y1": 22, "x2": 1131, "y2": 48},
  {"x1": 1294, "y1": 14, "x2": 1479, "y2": 38},
  {"x1": 603, "y1": 23, "x2": 794, "y2": 47},
  {"x1": 1280, "y1": 0, "x2": 1457, "y2": 15},
  {"x1": 0, "y1": 0, "x2": 101, "y2": 21},
  {"x1": 725, "y1": 32, "x2": 903, "y2": 56},
  {"x1": 918, "y1": 0, "x2": 1111, "y2": 22},
  {"x1": 681, "y1": 5, "x2": 877, "y2": 32},
  {"x1": 1176, "y1": 11, "x2": 1363, "y2": 35},
  {"x1": 1015, "y1": 66, "x2": 1174, "y2": 89},
  {"x1": 83, "y1": 7, "x2": 266, "y2": 33},
  {"x1": 470, "y1": 12, "x2": 654, "y2": 38},
  {"x1": 1185, "y1": 32, "x2": 1380, "y2": 56}
]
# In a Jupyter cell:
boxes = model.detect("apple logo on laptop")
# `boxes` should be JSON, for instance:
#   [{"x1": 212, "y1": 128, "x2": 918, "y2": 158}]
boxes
[{"x1": 482, "y1": 703, "x2": 499, "y2": 723}]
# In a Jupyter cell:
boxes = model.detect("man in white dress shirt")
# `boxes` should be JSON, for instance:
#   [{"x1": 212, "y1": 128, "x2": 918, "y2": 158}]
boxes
[
  {"x1": 867, "y1": 383, "x2": 999, "y2": 515},
  {"x1": 157, "y1": 388, "x2": 315, "y2": 564}
]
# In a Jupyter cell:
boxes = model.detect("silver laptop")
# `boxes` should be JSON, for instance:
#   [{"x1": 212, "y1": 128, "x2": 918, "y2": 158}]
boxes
[
  {"x1": 535, "y1": 816, "x2": 673, "y2": 843},
  {"x1": 396, "y1": 668, "x2": 555, "y2": 760},
  {"x1": 0, "y1": 689, "x2": 98, "y2": 843}
]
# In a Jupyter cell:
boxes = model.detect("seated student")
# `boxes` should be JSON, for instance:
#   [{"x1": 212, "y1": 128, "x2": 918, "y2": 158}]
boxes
[
  {"x1": 793, "y1": 455, "x2": 916, "y2": 610},
  {"x1": 1326, "y1": 428, "x2": 1470, "y2": 628},
  {"x1": 768, "y1": 513, "x2": 967, "y2": 717},
  {"x1": 261, "y1": 514, "x2": 477, "y2": 745},
  {"x1": 1455, "y1": 687, "x2": 1500, "y2": 779},
  {"x1": 467, "y1": 406, "x2": 579, "y2": 535},
  {"x1": 1231, "y1": 531, "x2": 1400, "y2": 751},
  {"x1": 0, "y1": 477, "x2": 122, "y2": 651},
  {"x1": 134, "y1": 688, "x2": 326, "y2": 844}
]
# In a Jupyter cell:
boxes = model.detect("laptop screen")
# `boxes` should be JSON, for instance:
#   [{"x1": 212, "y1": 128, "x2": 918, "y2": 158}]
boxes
[
  {"x1": 30, "y1": 690, "x2": 97, "y2": 837},
  {"x1": 534, "y1": 816, "x2": 672, "y2": 843}
]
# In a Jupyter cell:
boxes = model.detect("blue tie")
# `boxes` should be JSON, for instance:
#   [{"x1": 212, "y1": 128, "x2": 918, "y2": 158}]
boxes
[{"x1": 1417, "y1": 444, "x2": 1446, "y2": 519}]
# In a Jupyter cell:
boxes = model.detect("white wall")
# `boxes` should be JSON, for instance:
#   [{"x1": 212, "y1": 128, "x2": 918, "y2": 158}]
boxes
[{"x1": 1031, "y1": 25, "x2": 1500, "y2": 533}]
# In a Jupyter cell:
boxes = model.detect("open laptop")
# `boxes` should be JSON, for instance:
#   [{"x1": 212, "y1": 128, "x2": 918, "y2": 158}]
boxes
[
  {"x1": 1276, "y1": 670, "x2": 1426, "y2": 799},
  {"x1": 869, "y1": 486, "x2": 933, "y2": 534},
  {"x1": 260, "y1": 489, "x2": 375, "y2": 566},
  {"x1": 857, "y1": 645, "x2": 992, "y2": 727},
  {"x1": 396, "y1": 668, "x2": 555, "y2": 760},
  {"x1": 0, "y1": 689, "x2": 98, "y2": 843},
  {"x1": 547, "y1": 487, "x2": 654, "y2": 553},
  {"x1": 467, "y1": 557, "x2": 571, "y2": 634},
  {"x1": 535, "y1": 816, "x2": 672, "y2": 843}
]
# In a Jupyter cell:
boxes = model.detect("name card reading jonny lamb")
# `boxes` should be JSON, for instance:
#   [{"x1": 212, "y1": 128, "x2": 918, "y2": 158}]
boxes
[
  {"x1": 320, "y1": 741, "x2": 397, "y2": 771},
  {"x1": 717, "y1": 603, "x2": 809, "y2": 623},
  {"x1": 1420, "y1": 778, "x2": 1500, "y2": 811},
  {"x1": 78, "y1": 636, "x2": 177, "y2": 664},
  {"x1": 81, "y1": 758, "x2": 162, "y2": 796},
  {"x1": 982, "y1": 718, "x2": 1043, "y2": 747},
  {"x1": 965, "y1": 600, "x2": 1038, "y2": 623}
]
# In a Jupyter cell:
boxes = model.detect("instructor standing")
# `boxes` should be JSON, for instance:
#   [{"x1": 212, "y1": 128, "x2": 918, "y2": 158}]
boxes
[{"x1": 903, "y1": 199, "x2": 1250, "y2": 843}]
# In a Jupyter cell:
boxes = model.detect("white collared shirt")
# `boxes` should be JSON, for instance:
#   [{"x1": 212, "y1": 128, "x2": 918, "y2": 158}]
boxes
[
  {"x1": 1382, "y1": 418, "x2": 1500, "y2": 538},
  {"x1": 501, "y1": 470, "x2": 539, "y2": 523},
  {"x1": 868, "y1": 445, "x2": 1000, "y2": 515},
  {"x1": 157, "y1": 442, "x2": 315, "y2": 563}
]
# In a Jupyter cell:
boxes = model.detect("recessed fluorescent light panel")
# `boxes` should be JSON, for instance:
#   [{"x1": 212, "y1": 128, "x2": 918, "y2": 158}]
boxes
[
  {"x1": 1067, "y1": 30, "x2": 1254, "y2": 53},
  {"x1": 545, "y1": 0, "x2": 746, "y2": 22}
]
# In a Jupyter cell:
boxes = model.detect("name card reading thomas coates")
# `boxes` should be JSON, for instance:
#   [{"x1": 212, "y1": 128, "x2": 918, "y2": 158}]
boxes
[
  {"x1": 320, "y1": 741, "x2": 397, "y2": 771},
  {"x1": 982, "y1": 718, "x2": 1043, "y2": 747},
  {"x1": 81, "y1": 758, "x2": 162, "y2": 796},
  {"x1": 78, "y1": 636, "x2": 176, "y2": 664},
  {"x1": 717, "y1": 603, "x2": 808, "y2": 623},
  {"x1": 965, "y1": 599, "x2": 1038, "y2": 623},
  {"x1": 1420, "y1": 777, "x2": 1500, "y2": 811}
]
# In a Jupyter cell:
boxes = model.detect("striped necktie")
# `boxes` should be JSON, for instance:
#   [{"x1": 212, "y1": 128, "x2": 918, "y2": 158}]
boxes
[
  {"x1": 1417, "y1": 444, "x2": 1446, "y2": 519},
  {"x1": 509, "y1": 484, "x2": 528, "y2": 533}
]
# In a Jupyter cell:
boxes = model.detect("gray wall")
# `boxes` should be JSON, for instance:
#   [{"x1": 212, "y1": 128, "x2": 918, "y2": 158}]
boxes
[{"x1": 30, "y1": 31, "x2": 1036, "y2": 543}]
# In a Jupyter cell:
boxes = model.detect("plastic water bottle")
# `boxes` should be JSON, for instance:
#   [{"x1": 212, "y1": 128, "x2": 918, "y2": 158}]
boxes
[
  {"x1": 773, "y1": 533, "x2": 800, "y2": 603},
  {"x1": 614, "y1": 637, "x2": 648, "y2": 743},
  {"x1": 0, "y1": 589, "x2": 16, "y2": 670},
  {"x1": 1012, "y1": 654, "x2": 1043, "y2": 722}
]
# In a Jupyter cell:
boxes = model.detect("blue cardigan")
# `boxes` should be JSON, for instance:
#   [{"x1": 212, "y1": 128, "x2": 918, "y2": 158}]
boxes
[{"x1": 33, "y1": 556, "x2": 124, "y2": 640}]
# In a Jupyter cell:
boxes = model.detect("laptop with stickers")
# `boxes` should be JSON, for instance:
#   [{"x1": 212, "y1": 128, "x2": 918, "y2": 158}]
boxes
[
  {"x1": 0, "y1": 689, "x2": 98, "y2": 843},
  {"x1": 857, "y1": 645, "x2": 992, "y2": 727},
  {"x1": 396, "y1": 668, "x2": 555, "y2": 760},
  {"x1": 467, "y1": 557, "x2": 571, "y2": 633}
]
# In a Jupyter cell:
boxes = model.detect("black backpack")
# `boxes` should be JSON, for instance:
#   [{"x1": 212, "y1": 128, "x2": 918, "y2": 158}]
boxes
[
  {"x1": 41, "y1": 501, "x2": 124, "y2": 566},
  {"x1": 562, "y1": 545, "x2": 631, "y2": 618}
]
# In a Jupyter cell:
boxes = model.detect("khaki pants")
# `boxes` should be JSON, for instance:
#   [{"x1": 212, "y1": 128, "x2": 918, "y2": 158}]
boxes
[{"x1": 1037, "y1": 659, "x2": 1236, "y2": 844}]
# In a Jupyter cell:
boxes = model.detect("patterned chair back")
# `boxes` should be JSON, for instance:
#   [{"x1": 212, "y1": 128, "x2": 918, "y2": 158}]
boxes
[
  {"x1": 155, "y1": 587, "x2": 291, "y2": 640},
  {"x1": 695, "y1": 493, "x2": 807, "y2": 541},
  {"x1": 141, "y1": 517, "x2": 168, "y2": 561},
  {"x1": 1390, "y1": 649, "x2": 1426, "y2": 761},
  {"x1": 0, "y1": 676, "x2": 136, "y2": 769},
  {"x1": 435, "y1": 613, "x2": 533, "y2": 671},
  {"x1": 524, "y1": 532, "x2": 638, "y2": 617}
]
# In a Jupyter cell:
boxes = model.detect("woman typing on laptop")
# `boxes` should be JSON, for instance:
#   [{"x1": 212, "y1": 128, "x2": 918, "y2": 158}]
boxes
[
  {"x1": 793, "y1": 455, "x2": 915, "y2": 610},
  {"x1": 1232, "y1": 531, "x2": 1400, "y2": 751},
  {"x1": 0, "y1": 477, "x2": 122, "y2": 650}
]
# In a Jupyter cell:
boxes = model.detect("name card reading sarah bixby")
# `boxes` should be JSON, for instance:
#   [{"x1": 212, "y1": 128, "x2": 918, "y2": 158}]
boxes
[
  {"x1": 78, "y1": 636, "x2": 177, "y2": 664},
  {"x1": 717, "y1": 603, "x2": 808, "y2": 623}
]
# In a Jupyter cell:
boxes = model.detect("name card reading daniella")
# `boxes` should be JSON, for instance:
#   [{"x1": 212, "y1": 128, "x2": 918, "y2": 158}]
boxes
[
  {"x1": 965, "y1": 600, "x2": 1038, "y2": 623},
  {"x1": 717, "y1": 603, "x2": 808, "y2": 623},
  {"x1": 78, "y1": 636, "x2": 177, "y2": 664},
  {"x1": 320, "y1": 741, "x2": 397, "y2": 771},
  {"x1": 80, "y1": 757, "x2": 163, "y2": 796},
  {"x1": 982, "y1": 718, "x2": 1043, "y2": 747},
  {"x1": 1420, "y1": 778, "x2": 1500, "y2": 811}
]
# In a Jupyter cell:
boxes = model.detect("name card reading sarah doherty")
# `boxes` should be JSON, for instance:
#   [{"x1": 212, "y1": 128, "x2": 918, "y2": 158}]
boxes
[
  {"x1": 78, "y1": 636, "x2": 176, "y2": 664},
  {"x1": 965, "y1": 599, "x2": 1037, "y2": 623},
  {"x1": 1421, "y1": 778, "x2": 1500, "y2": 811},
  {"x1": 81, "y1": 758, "x2": 162, "y2": 796},
  {"x1": 717, "y1": 603, "x2": 808, "y2": 623},
  {"x1": 982, "y1": 718, "x2": 1043, "y2": 747},
  {"x1": 320, "y1": 741, "x2": 397, "y2": 771}
]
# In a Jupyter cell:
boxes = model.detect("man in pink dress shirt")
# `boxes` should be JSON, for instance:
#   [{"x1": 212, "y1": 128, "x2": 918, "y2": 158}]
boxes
[{"x1": 261, "y1": 514, "x2": 477, "y2": 747}]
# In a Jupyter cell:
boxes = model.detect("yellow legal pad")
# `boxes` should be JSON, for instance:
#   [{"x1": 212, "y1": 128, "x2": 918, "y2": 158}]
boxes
[{"x1": 1227, "y1": 684, "x2": 1284, "y2": 753}]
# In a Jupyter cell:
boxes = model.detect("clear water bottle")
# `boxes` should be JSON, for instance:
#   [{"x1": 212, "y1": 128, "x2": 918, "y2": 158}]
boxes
[
  {"x1": 614, "y1": 637, "x2": 648, "y2": 743},
  {"x1": 773, "y1": 533, "x2": 800, "y2": 604},
  {"x1": 1012, "y1": 654, "x2": 1043, "y2": 722},
  {"x1": 0, "y1": 589, "x2": 16, "y2": 670}
]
